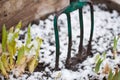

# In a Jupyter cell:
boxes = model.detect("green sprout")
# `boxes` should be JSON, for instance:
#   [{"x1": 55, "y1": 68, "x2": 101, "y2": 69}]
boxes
[
  {"x1": 94, "y1": 52, "x2": 106, "y2": 73},
  {"x1": 16, "y1": 46, "x2": 25, "y2": 65},
  {"x1": 6, "y1": 22, "x2": 22, "y2": 69},
  {"x1": 113, "y1": 36, "x2": 120, "y2": 59},
  {"x1": 26, "y1": 24, "x2": 31, "y2": 46},
  {"x1": 2, "y1": 25, "x2": 7, "y2": 52},
  {"x1": 0, "y1": 58, "x2": 8, "y2": 78},
  {"x1": 28, "y1": 37, "x2": 42, "y2": 73},
  {"x1": 28, "y1": 54, "x2": 38, "y2": 73},
  {"x1": 0, "y1": 22, "x2": 42, "y2": 78},
  {"x1": 108, "y1": 69, "x2": 114, "y2": 80},
  {"x1": 108, "y1": 68, "x2": 120, "y2": 80},
  {"x1": 1, "y1": 53, "x2": 10, "y2": 72}
]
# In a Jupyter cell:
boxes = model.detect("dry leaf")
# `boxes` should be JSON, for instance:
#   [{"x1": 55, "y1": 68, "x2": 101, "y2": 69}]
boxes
[{"x1": 102, "y1": 63, "x2": 110, "y2": 74}]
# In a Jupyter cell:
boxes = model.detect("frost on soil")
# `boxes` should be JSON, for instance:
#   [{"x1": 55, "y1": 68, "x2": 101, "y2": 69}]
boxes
[{"x1": 2, "y1": 4, "x2": 120, "y2": 80}]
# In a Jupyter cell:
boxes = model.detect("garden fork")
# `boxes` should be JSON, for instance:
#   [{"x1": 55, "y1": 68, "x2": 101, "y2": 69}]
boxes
[{"x1": 54, "y1": 0, "x2": 94, "y2": 70}]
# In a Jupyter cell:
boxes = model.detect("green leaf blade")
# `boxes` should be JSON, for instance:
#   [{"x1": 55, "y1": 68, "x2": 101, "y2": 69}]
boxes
[
  {"x1": 2, "y1": 25, "x2": 7, "y2": 52},
  {"x1": 16, "y1": 46, "x2": 25, "y2": 65},
  {"x1": 26, "y1": 24, "x2": 31, "y2": 46},
  {"x1": 95, "y1": 58, "x2": 103, "y2": 73}
]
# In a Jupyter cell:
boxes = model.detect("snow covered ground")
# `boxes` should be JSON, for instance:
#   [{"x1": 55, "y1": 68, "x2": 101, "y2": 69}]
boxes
[{"x1": 4, "y1": 4, "x2": 120, "y2": 80}]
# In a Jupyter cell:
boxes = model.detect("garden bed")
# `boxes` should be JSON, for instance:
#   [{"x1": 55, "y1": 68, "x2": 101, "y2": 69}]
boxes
[{"x1": 1, "y1": 3, "x2": 120, "y2": 80}]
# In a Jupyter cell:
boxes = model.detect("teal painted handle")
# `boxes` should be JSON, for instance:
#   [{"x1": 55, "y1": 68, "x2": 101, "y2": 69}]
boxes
[
  {"x1": 54, "y1": 1, "x2": 94, "y2": 70},
  {"x1": 63, "y1": 2, "x2": 87, "y2": 13}
]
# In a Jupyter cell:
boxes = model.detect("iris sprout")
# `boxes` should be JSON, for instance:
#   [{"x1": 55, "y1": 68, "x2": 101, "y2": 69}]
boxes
[{"x1": 0, "y1": 22, "x2": 42, "y2": 78}]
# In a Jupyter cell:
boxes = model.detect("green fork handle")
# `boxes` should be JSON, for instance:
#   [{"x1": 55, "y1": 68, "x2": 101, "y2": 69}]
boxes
[{"x1": 54, "y1": 1, "x2": 94, "y2": 70}]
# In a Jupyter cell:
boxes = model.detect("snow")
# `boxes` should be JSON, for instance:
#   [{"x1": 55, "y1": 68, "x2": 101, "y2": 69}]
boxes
[
  {"x1": 7, "y1": 33, "x2": 14, "y2": 41},
  {"x1": 4, "y1": 4, "x2": 120, "y2": 80}
]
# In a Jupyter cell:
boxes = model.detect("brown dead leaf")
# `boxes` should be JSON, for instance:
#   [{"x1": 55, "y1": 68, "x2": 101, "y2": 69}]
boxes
[{"x1": 102, "y1": 63, "x2": 110, "y2": 74}]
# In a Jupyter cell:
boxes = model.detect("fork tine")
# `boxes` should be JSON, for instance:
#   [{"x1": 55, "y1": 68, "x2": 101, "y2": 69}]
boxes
[
  {"x1": 53, "y1": 1, "x2": 94, "y2": 70},
  {"x1": 78, "y1": 8, "x2": 84, "y2": 55},
  {"x1": 86, "y1": 2, "x2": 94, "y2": 54},
  {"x1": 54, "y1": 15, "x2": 60, "y2": 70},
  {"x1": 65, "y1": 13, "x2": 72, "y2": 68}
]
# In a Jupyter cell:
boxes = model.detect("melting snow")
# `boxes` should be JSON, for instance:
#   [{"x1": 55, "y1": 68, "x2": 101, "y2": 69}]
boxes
[{"x1": 5, "y1": 4, "x2": 120, "y2": 80}]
